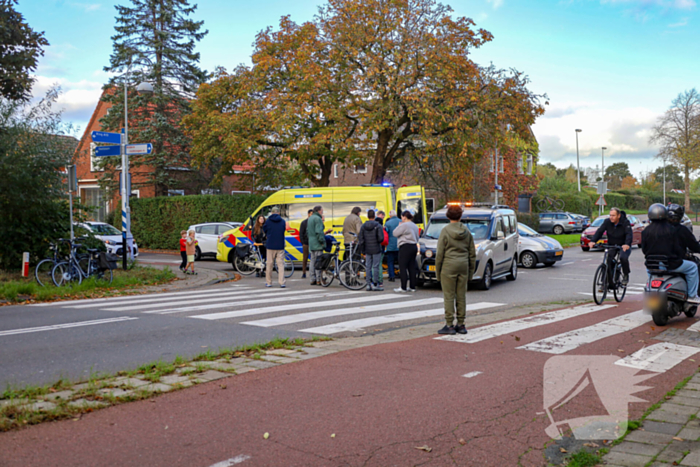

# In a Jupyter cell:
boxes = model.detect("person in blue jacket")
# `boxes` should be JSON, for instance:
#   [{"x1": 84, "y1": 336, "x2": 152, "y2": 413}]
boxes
[
  {"x1": 384, "y1": 210, "x2": 400, "y2": 282},
  {"x1": 262, "y1": 207, "x2": 287, "y2": 288}
]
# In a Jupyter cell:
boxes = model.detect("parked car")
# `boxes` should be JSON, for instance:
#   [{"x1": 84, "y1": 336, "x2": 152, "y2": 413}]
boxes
[
  {"x1": 538, "y1": 212, "x2": 581, "y2": 235},
  {"x1": 189, "y1": 222, "x2": 243, "y2": 261},
  {"x1": 570, "y1": 214, "x2": 590, "y2": 231},
  {"x1": 517, "y1": 223, "x2": 564, "y2": 268},
  {"x1": 77, "y1": 222, "x2": 139, "y2": 258},
  {"x1": 418, "y1": 204, "x2": 518, "y2": 290},
  {"x1": 580, "y1": 214, "x2": 644, "y2": 251}
]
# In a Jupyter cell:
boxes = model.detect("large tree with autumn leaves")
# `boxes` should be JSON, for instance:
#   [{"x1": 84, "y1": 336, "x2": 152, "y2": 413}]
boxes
[{"x1": 185, "y1": 0, "x2": 545, "y2": 188}]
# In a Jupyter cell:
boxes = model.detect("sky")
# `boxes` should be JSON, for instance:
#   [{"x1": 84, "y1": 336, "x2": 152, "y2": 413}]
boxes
[{"x1": 19, "y1": 0, "x2": 700, "y2": 179}]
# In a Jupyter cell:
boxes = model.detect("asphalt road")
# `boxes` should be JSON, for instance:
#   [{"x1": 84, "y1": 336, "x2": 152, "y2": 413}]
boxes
[{"x1": 0, "y1": 246, "x2": 648, "y2": 389}]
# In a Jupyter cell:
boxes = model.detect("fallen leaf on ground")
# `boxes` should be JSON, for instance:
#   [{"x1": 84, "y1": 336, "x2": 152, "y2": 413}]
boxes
[
  {"x1": 583, "y1": 442, "x2": 599, "y2": 448},
  {"x1": 459, "y1": 439, "x2": 466, "y2": 445},
  {"x1": 415, "y1": 446, "x2": 432, "y2": 452},
  {"x1": 559, "y1": 448, "x2": 567, "y2": 453},
  {"x1": 691, "y1": 359, "x2": 696, "y2": 362},
  {"x1": 263, "y1": 432, "x2": 270, "y2": 439},
  {"x1": 673, "y1": 436, "x2": 684, "y2": 441},
  {"x1": 514, "y1": 336, "x2": 521, "y2": 341},
  {"x1": 617, "y1": 349, "x2": 624, "y2": 352},
  {"x1": 220, "y1": 384, "x2": 227, "y2": 389},
  {"x1": 331, "y1": 434, "x2": 336, "y2": 438}
]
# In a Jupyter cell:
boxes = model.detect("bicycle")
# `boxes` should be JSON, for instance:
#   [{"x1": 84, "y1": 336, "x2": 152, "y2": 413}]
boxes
[
  {"x1": 317, "y1": 239, "x2": 368, "y2": 290},
  {"x1": 536, "y1": 195, "x2": 565, "y2": 212},
  {"x1": 35, "y1": 239, "x2": 71, "y2": 287},
  {"x1": 592, "y1": 244, "x2": 627, "y2": 305},
  {"x1": 234, "y1": 243, "x2": 294, "y2": 278},
  {"x1": 51, "y1": 240, "x2": 114, "y2": 287}
]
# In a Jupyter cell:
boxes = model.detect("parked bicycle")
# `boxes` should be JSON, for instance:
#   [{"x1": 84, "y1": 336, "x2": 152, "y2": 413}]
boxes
[
  {"x1": 592, "y1": 244, "x2": 627, "y2": 305},
  {"x1": 51, "y1": 240, "x2": 114, "y2": 287},
  {"x1": 536, "y1": 195, "x2": 565, "y2": 212},
  {"x1": 35, "y1": 239, "x2": 71, "y2": 287},
  {"x1": 233, "y1": 243, "x2": 294, "y2": 278},
  {"x1": 316, "y1": 239, "x2": 368, "y2": 290}
]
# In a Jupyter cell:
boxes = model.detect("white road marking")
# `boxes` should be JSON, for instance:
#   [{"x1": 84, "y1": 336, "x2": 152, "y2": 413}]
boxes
[
  {"x1": 686, "y1": 321, "x2": 700, "y2": 332},
  {"x1": 615, "y1": 343, "x2": 700, "y2": 373},
  {"x1": 301, "y1": 302, "x2": 505, "y2": 335},
  {"x1": 189, "y1": 294, "x2": 402, "y2": 320},
  {"x1": 208, "y1": 455, "x2": 251, "y2": 467},
  {"x1": 436, "y1": 304, "x2": 616, "y2": 343},
  {"x1": 550, "y1": 278, "x2": 587, "y2": 282},
  {"x1": 139, "y1": 259, "x2": 182, "y2": 264},
  {"x1": 28, "y1": 287, "x2": 238, "y2": 307},
  {"x1": 463, "y1": 371, "x2": 482, "y2": 378},
  {"x1": 560, "y1": 261, "x2": 575, "y2": 265},
  {"x1": 103, "y1": 289, "x2": 325, "y2": 312},
  {"x1": 517, "y1": 310, "x2": 649, "y2": 354},
  {"x1": 240, "y1": 298, "x2": 443, "y2": 327},
  {"x1": 577, "y1": 291, "x2": 643, "y2": 296},
  {"x1": 581, "y1": 259, "x2": 592, "y2": 262},
  {"x1": 70, "y1": 288, "x2": 255, "y2": 308},
  {"x1": 0, "y1": 317, "x2": 138, "y2": 337}
]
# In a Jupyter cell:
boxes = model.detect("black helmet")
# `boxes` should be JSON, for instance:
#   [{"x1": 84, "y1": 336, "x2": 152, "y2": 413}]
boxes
[
  {"x1": 648, "y1": 203, "x2": 667, "y2": 221},
  {"x1": 668, "y1": 203, "x2": 685, "y2": 223}
]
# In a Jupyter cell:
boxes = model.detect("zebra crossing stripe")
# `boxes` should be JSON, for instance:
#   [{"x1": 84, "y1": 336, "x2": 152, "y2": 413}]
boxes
[
  {"x1": 436, "y1": 304, "x2": 617, "y2": 343},
  {"x1": 517, "y1": 310, "x2": 649, "y2": 354},
  {"x1": 240, "y1": 297, "x2": 443, "y2": 327},
  {"x1": 615, "y1": 343, "x2": 700, "y2": 373},
  {"x1": 300, "y1": 302, "x2": 505, "y2": 335},
  {"x1": 156, "y1": 292, "x2": 355, "y2": 315},
  {"x1": 188, "y1": 293, "x2": 400, "y2": 320},
  {"x1": 28, "y1": 287, "x2": 239, "y2": 307},
  {"x1": 70, "y1": 288, "x2": 255, "y2": 309},
  {"x1": 0, "y1": 317, "x2": 138, "y2": 337},
  {"x1": 102, "y1": 289, "x2": 325, "y2": 312}
]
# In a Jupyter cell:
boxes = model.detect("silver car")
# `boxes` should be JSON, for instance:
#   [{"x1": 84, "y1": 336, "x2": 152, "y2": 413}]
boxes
[
  {"x1": 517, "y1": 223, "x2": 564, "y2": 268},
  {"x1": 538, "y1": 212, "x2": 580, "y2": 235},
  {"x1": 418, "y1": 205, "x2": 519, "y2": 290}
]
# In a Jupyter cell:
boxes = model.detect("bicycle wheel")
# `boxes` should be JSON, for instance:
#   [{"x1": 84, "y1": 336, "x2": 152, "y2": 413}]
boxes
[
  {"x1": 234, "y1": 255, "x2": 257, "y2": 276},
  {"x1": 35, "y1": 259, "x2": 55, "y2": 287},
  {"x1": 95, "y1": 267, "x2": 113, "y2": 285},
  {"x1": 320, "y1": 264, "x2": 335, "y2": 287},
  {"x1": 536, "y1": 199, "x2": 548, "y2": 212},
  {"x1": 592, "y1": 264, "x2": 607, "y2": 305},
  {"x1": 283, "y1": 256, "x2": 294, "y2": 278},
  {"x1": 338, "y1": 260, "x2": 368, "y2": 291},
  {"x1": 613, "y1": 266, "x2": 626, "y2": 302},
  {"x1": 553, "y1": 199, "x2": 565, "y2": 211},
  {"x1": 52, "y1": 261, "x2": 83, "y2": 287}
]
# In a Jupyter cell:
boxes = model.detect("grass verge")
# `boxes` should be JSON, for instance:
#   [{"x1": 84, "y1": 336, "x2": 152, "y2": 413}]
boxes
[
  {"x1": 0, "y1": 336, "x2": 330, "y2": 432},
  {"x1": 549, "y1": 233, "x2": 581, "y2": 248},
  {"x1": 0, "y1": 265, "x2": 175, "y2": 304}
]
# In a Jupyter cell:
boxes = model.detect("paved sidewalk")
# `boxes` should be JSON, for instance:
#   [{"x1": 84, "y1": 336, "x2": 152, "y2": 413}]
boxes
[
  {"x1": 138, "y1": 261, "x2": 234, "y2": 292},
  {"x1": 603, "y1": 373, "x2": 700, "y2": 467}
]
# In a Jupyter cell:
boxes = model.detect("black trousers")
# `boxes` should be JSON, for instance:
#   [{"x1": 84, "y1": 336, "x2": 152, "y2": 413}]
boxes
[
  {"x1": 607, "y1": 247, "x2": 631, "y2": 276},
  {"x1": 180, "y1": 251, "x2": 187, "y2": 269},
  {"x1": 398, "y1": 243, "x2": 418, "y2": 290}
]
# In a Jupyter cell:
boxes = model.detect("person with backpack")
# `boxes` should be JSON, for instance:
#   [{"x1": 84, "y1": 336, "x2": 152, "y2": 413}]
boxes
[
  {"x1": 384, "y1": 210, "x2": 400, "y2": 283},
  {"x1": 359, "y1": 209, "x2": 385, "y2": 291},
  {"x1": 299, "y1": 209, "x2": 313, "y2": 279}
]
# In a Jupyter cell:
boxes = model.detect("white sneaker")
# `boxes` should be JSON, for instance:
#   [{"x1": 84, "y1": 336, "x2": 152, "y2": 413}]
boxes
[
  {"x1": 394, "y1": 288, "x2": 407, "y2": 293},
  {"x1": 689, "y1": 296, "x2": 700, "y2": 304},
  {"x1": 407, "y1": 288, "x2": 416, "y2": 292}
]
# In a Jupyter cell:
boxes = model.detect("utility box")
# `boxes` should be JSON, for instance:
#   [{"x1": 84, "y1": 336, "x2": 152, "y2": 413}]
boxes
[{"x1": 597, "y1": 181, "x2": 608, "y2": 195}]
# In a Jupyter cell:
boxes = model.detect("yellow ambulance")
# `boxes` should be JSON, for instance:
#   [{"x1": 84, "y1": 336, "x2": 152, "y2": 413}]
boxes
[{"x1": 216, "y1": 185, "x2": 430, "y2": 264}]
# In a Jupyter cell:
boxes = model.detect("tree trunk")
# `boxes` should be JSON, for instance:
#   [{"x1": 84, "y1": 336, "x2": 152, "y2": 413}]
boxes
[{"x1": 372, "y1": 130, "x2": 392, "y2": 184}]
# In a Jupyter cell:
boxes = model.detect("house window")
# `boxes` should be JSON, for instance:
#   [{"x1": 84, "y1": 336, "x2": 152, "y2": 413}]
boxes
[
  {"x1": 354, "y1": 164, "x2": 367, "y2": 174},
  {"x1": 526, "y1": 155, "x2": 534, "y2": 175},
  {"x1": 231, "y1": 190, "x2": 252, "y2": 195},
  {"x1": 80, "y1": 187, "x2": 106, "y2": 222},
  {"x1": 517, "y1": 157, "x2": 524, "y2": 175},
  {"x1": 168, "y1": 190, "x2": 185, "y2": 196},
  {"x1": 333, "y1": 164, "x2": 338, "y2": 178},
  {"x1": 499, "y1": 156, "x2": 504, "y2": 174},
  {"x1": 89, "y1": 143, "x2": 104, "y2": 172}
]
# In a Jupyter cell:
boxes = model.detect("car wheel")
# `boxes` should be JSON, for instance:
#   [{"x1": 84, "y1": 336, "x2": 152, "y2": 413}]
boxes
[
  {"x1": 195, "y1": 246, "x2": 202, "y2": 262},
  {"x1": 520, "y1": 251, "x2": 537, "y2": 269},
  {"x1": 581, "y1": 246, "x2": 590, "y2": 252},
  {"x1": 506, "y1": 256, "x2": 517, "y2": 281},
  {"x1": 553, "y1": 225, "x2": 564, "y2": 235},
  {"x1": 478, "y1": 262, "x2": 493, "y2": 290}
]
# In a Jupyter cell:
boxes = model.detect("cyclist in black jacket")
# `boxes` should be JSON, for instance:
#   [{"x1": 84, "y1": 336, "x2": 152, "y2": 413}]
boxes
[{"x1": 591, "y1": 207, "x2": 633, "y2": 285}]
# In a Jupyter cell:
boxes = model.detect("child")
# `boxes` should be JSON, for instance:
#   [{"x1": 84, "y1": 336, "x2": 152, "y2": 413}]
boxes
[
  {"x1": 179, "y1": 230, "x2": 187, "y2": 272},
  {"x1": 185, "y1": 229, "x2": 197, "y2": 275}
]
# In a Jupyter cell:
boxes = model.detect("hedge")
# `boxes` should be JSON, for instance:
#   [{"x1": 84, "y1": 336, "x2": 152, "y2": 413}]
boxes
[
  {"x1": 517, "y1": 213, "x2": 540, "y2": 231},
  {"x1": 533, "y1": 192, "x2": 594, "y2": 217},
  {"x1": 129, "y1": 194, "x2": 266, "y2": 250}
]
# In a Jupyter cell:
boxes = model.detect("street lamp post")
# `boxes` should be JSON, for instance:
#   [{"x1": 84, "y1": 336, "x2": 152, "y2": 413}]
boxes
[
  {"x1": 120, "y1": 74, "x2": 153, "y2": 270},
  {"x1": 663, "y1": 156, "x2": 667, "y2": 205},
  {"x1": 575, "y1": 129, "x2": 582, "y2": 192},
  {"x1": 600, "y1": 147, "x2": 607, "y2": 216}
]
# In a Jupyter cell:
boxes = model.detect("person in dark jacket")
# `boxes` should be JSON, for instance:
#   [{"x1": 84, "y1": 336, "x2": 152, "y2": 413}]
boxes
[
  {"x1": 252, "y1": 215, "x2": 267, "y2": 278},
  {"x1": 384, "y1": 210, "x2": 400, "y2": 282},
  {"x1": 262, "y1": 207, "x2": 287, "y2": 288},
  {"x1": 435, "y1": 204, "x2": 476, "y2": 335},
  {"x1": 299, "y1": 209, "x2": 313, "y2": 279},
  {"x1": 358, "y1": 209, "x2": 385, "y2": 291},
  {"x1": 642, "y1": 203, "x2": 700, "y2": 302},
  {"x1": 591, "y1": 207, "x2": 633, "y2": 285},
  {"x1": 307, "y1": 206, "x2": 326, "y2": 285}
]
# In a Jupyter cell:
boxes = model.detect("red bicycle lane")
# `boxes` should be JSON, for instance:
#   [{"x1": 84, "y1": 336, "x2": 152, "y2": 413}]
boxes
[{"x1": 2, "y1": 298, "x2": 699, "y2": 467}]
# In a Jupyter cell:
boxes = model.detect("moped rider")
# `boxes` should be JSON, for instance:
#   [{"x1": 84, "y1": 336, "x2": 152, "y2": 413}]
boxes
[
  {"x1": 641, "y1": 203, "x2": 700, "y2": 304},
  {"x1": 591, "y1": 207, "x2": 633, "y2": 285}
]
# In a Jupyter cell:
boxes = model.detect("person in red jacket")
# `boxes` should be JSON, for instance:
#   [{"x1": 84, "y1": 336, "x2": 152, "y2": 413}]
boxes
[{"x1": 179, "y1": 230, "x2": 187, "y2": 272}]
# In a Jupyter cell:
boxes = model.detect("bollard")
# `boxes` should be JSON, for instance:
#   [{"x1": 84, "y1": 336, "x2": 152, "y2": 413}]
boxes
[{"x1": 22, "y1": 252, "x2": 30, "y2": 277}]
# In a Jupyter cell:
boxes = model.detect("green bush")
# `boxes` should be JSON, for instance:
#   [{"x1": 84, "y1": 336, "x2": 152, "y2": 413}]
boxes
[
  {"x1": 130, "y1": 194, "x2": 267, "y2": 249},
  {"x1": 517, "y1": 213, "x2": 539, "y2": 231},
  {"x1": 534, "y1": 192, "x2": 594, "y2": 216}
]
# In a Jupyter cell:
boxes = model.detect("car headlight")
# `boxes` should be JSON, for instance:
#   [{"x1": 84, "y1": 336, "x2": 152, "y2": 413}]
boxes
[
  {"x1": 425, "y1": 249, "x2": 433, "y2": 258},
  {"x1": 105, "y1": 240, "x2": 117, "y2": 245}
]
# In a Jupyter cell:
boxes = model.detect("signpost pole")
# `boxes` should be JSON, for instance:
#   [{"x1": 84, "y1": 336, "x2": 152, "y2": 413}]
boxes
[
  {"x1": 121, "y1": 76, "x2": 129, "y2": 270},
  {"x1": 67, "y1": 165, "x2": 76, "y2": 241}
]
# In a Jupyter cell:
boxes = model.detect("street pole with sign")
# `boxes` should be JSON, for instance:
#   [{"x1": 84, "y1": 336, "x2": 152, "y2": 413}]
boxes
[
  {"x1": 575, "y1": 129, "x2": 582, "y2": 192},
  {"x1": 67, "y1": 165, "x2": 77, "y2": 240}
]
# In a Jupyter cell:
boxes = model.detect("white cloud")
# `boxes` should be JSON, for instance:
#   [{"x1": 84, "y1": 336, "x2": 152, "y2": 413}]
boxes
[
  {"x1": 487, "y1": 0, "x2": 503, "y2": 9},
  {"x1": 31, "y1": 75, "x2": 103, "y2": 129},
  {"x1": 668, "y1": 17, "x2": 690, "y2": 26},
  {"x1": 69, "y1": 3, "x2": 101, "y2": 12}
]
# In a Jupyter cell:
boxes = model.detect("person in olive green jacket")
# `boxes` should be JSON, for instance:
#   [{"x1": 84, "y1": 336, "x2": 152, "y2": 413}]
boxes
[
  {"x1": 307, "y1": 205, "x2": 327, "y2": 285},
  {"x1": 435, "y1": 204, "x2": 476, "y2": 335}
]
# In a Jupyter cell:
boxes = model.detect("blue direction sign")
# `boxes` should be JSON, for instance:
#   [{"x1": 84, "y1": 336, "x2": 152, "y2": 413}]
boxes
[
  {"x1": 91, "y1": 131, "x2": 121, "y2": 145},
  {"x1": 94, "y1": 145, "x2": 121, "y2": 157},
  {"x1": 126, "y1": 143, "x2": 153, "y2": 155}
]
